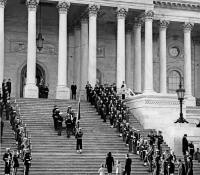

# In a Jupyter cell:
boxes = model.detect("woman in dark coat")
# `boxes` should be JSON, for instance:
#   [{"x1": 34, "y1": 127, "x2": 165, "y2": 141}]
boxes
[
  {"x1": 12, "y1": 150, "x2": 19, "y2": 175},
  {"x1": 187, "y1": 156, "x2": 193, "y2": 175},
  {"x1": 105, "y1": 152, "x2": 114, "y2": 175}
]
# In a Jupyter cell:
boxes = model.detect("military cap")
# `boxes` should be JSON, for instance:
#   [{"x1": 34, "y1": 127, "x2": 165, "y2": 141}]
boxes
[
  {"x1": 68, "y1": 106, "x2": 72, "y2": 108},
  {"x1": 158, "y1": 131, "x2": 162, "y2": 133}
]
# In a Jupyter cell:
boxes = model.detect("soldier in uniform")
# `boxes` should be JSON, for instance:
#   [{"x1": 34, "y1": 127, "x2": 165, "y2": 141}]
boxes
[
  {"x1": 5, "y1": 99, "x2": 11, "y2": 120},
  {"x1": 57, "y1": 112, "x2": 63, "y2": 136},
  {"x1": 3, "y1": 148, "x2": 12, "y2": 175},
  {"x1": 75, "y1": 128, "x2": 83, "y2": 154},
  {"x1": 0, "y1": 98, "x2": 3, "y2": 118},
  {"x1": 148, "y1": 130, "x2": 156, "y2": 146},
  {"x1": 65, "y1": 114, "x2": 72, "y2": 138},
  {"x1": 1, "y1": 117, "x2": 4, "y2": 143},
  {"x1": 23, "y1": 151, "x2": 32, "y2": 175},
  {"x1": 44, "y1": 86, "x2": 49, "y2": 98},
  {"x1": 52, "y1": 105, "x2": 58, "y2": 131},
  {"x1": 156, "y1": 131, "x2": 164, "y2": 154},
  {"x1": 153, "y1": 150, "x2": 161, "y2": 175}
]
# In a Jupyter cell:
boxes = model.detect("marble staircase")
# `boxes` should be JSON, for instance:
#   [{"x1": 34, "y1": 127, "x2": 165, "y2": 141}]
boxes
[{"x1": 1, "y1": 98, "x2": 200, "y2": 175}]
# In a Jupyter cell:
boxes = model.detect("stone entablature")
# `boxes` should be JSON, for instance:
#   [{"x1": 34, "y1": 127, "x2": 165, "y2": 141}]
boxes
[
  {"x1": 154, "y1": 0, "x2": 200, "y2": 11},
  {"x1": 47, "y1": 0, "x2": 154, "y2": 10}
]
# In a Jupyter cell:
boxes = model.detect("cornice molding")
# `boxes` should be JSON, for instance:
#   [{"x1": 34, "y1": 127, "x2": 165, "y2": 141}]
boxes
[{"x1": 154, "y1": 0, "x2": 200, "y2": 11}]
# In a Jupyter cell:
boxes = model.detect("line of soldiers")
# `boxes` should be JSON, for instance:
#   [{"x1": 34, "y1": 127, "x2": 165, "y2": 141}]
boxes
[
  {"x1": 2, "y1": 102, "x2": 32, "y2": 175},
  {"x1": 86, "y1": 83, "x2": 171, "y2": 174},
  {"x1": 51, "y1": 105, "x2": 83, "y2": 153}
]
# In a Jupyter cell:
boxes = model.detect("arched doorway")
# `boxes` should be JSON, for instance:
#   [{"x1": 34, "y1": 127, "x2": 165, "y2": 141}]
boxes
[
  {"x1": 97, "y1": 68, "x2": 103, "y2": 85},
  {"x1": 20, "y1": 63, "x2": 46, "y2": 97},
  {"x1": 167, "y1": 70, "x2": 182, "y2": 94}
]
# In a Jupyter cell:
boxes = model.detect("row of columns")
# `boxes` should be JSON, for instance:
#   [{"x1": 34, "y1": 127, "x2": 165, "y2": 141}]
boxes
[{"x1": 0, "y1": 0, "x2": 194, "y2": 98}]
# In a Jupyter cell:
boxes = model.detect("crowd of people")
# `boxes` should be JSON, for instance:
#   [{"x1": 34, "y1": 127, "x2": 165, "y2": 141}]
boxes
[
  {"x1": 1, "y1": 98, "x2": 32, "y2": 175},
  {"x1": 51, "y1": 105, "x2": 83, "y2": 154},
  {"x1": 85, "y1": 81, "x2": 200, "y2": 175}
]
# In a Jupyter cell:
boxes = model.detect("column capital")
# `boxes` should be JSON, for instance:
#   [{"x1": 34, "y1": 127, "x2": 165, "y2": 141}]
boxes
[
  {"x1": 133, "y1": 17, "x2": 144, "y2": 28},
  {"x1": 26, "y1": 0, "x2": 39, "y2": 11},
  {"x1": 158, "y1": 20, "x2": 170, "y2": 31},
  {"x1": 116, "y1": 7, "x2": 128, "y2": 19},
  {"x1": 68, "y1": 26, "x2": 74, "y2": 35},
  {"x1": 73, "y1": 20, "x2": 81, "y2": 30},
  {"x1": 57, "y1": 1, "x2": 70, "y2": 14},
  {"x1": 182, "y1": 22, "x2": 194, "y2": 33},
  {"x1": 125, "y1": 24, "x2": 132, "y2": 34},
  {"x1": 88, "y1": 4, "x2": 100, "y2": 17},
  {"x1": 80, "y1": 12, "x2": 89, "y2": 23},
  {"x1": 0, "y1": 0, "x2": 7, "y2": 8},
  {"x1": 144, "y1": 10, "x2": 154, "y2": 21}
]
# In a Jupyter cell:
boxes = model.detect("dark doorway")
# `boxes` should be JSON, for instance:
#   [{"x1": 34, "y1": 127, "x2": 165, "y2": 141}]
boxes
[{"x1": 20, "y1": 63, "x2": 46, "y2": 97}]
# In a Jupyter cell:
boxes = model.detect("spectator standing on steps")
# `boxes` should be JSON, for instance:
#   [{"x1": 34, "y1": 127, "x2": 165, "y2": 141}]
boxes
[
  {"x1": 75, "y1": 128, "x2": 83, "y2": 154},
  {"x1": 182, "y1": 134, "x2": 188, "y2": 155},
  {"x1": 3, "y1": 148, "x2": 12, "y2": 175},
  {"x1": 71, "y1": 82, "x2": 77, "y2": 100},
  {"x1": 105, "y1": 152, "x2": 114, "y2": 175},
  {"x1": 98, "y1": 164, "x2": 106, "y2": 175},
  {"x1": 124, "y1": 154, "x2": 132, "y2": 175},
  {"x1": 116, "y1": 160, "x2": 122, "y2": 175},
  {"x1": 6, "y1": 79, "x2": 11, "y2": 97},
  {"x1": 12, "y1": 150, "x2": 19, "y2": 175}
]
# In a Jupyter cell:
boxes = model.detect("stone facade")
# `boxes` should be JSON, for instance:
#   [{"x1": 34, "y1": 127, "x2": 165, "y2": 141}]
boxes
[{"x1": 1, "y1": 0, "x2": 200, "y2": 99}]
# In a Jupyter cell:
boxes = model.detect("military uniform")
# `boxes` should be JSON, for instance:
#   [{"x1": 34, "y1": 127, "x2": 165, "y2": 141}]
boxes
[{"x1": 76, "y1": 128, "x2": 83, "y2": 154}]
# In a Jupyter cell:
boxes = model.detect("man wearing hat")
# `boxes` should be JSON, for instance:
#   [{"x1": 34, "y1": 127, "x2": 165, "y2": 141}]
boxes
[
  {"x1": 57, "y1": 112, "x2": 63, "y2": 136},
  {"x1": 182, "y1": 134, "x2": 188, "y2": 155},
  {"x1": 75, "y1": 128, "x2": 83, "y2": 154},
  {"x1": 153, "y1": 150, "x2": 161, "y2": 175},
  {"x1": 52, "y1": 105, "x2": 58, "y2": 131},
  {"x1": 3, "y1": 148, "x2": 12, "y2": 175},
  {"x1": 147, "y1": 130, "x2": 156, "y2": 146},
  {"x1": 23, "y1": 151, "x2": 32, "y2": 175},
  {"x1": 156, "y1": 131, "x2": 163, "y2": 154},
  {"x1": 65, "y1": 114, "x2": 72, "y2": 138}
]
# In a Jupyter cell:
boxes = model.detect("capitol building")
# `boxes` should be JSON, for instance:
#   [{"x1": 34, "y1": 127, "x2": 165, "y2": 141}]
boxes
[{"x1": 1, "y1": 0, "x2": 200, "y2": 155}]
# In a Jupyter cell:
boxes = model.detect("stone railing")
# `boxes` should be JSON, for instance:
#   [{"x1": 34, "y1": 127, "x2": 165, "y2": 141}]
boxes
[{"x1": 196, "y1": 98, "x2": 200, "y2": 106}]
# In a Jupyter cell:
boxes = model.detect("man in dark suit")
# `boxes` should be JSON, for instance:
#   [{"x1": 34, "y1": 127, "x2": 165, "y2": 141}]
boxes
[
  {"x1": 182, "y1": 134, "x2": 188, "y2": 155},
  {"x1": 124, "y1": 154, "x2": 132, "y2": 175},
  {"x1": 71, "y1": 82, "x2": 77, "y2": 100},
  {"x1": 6, "y1": 79, "x2": 11, "y2": 97}
]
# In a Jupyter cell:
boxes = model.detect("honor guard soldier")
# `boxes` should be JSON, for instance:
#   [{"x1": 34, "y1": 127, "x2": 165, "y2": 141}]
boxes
[
  {"x1": 156, "y1": 131, "x2": 164, "y2": 154},
  {"x1": 3, "y1": 148, "x2": 12, "y2": 175},
  {"x1": 65, "y1": 114, "x2": 72, "y2": 138},
  {"x1": 148, "y1": 130, "x2": 156, "y2": 146},
  {"x1": 153, "y1": 150, "x2": 161, "y2": 175},
  {"x1": 75, "y1": 128, "x2": 83, "y2": 154},
  {"x1": 52, "y1": 105, "x2": 58, "y2": 131},
  {"x1": 23, "y1": 150, "x2": 32, "y2": 175},
  {"x1": 44, "y1": 86, "x2": 49, "y2": 98},
  {"x1": 57, "y1": 112, "x2": 63, "y2": 136}
]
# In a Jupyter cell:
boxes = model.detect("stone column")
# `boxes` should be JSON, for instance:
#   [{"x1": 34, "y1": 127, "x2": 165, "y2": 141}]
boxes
[
  {"x1": 24, "y1": 0, "x2": 39, "y2": 98},
  {"x1": 116, "y1": 7, "x2": 128, "y2": 91},
  {"x1": 143, "y1": 10, "x2": 154, "y2": 94},
  {"x1": 79, "y1": 14, "x2": 89, "y2": 99},
  {"x1": 56, "y1": 1, "x2": 70, "y2": 99},
  {"x1": 88, "y1": 4, "x2": 100, "y2": 87},
  {"x1": 0, "y1": 0, "x2": 6, "y2": 90},
  {"x1": 133, "y1": 18, "x2": 143, "y2": 93},
  {"x1": 182, "y1": 22, "x2": 194, "y2": 97},
  {"x1": 73, "y1": 20, "x2": 81, "y2": 91},
  {"x1": 125, "y1": 25, "x2": 132, "y2": 89},
  {"x1": 158, "y1": 20, "x2": 169, "y2": 94},
  {"x1": 80, "y1": 15, "x2": 89, "y2": 89}
]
